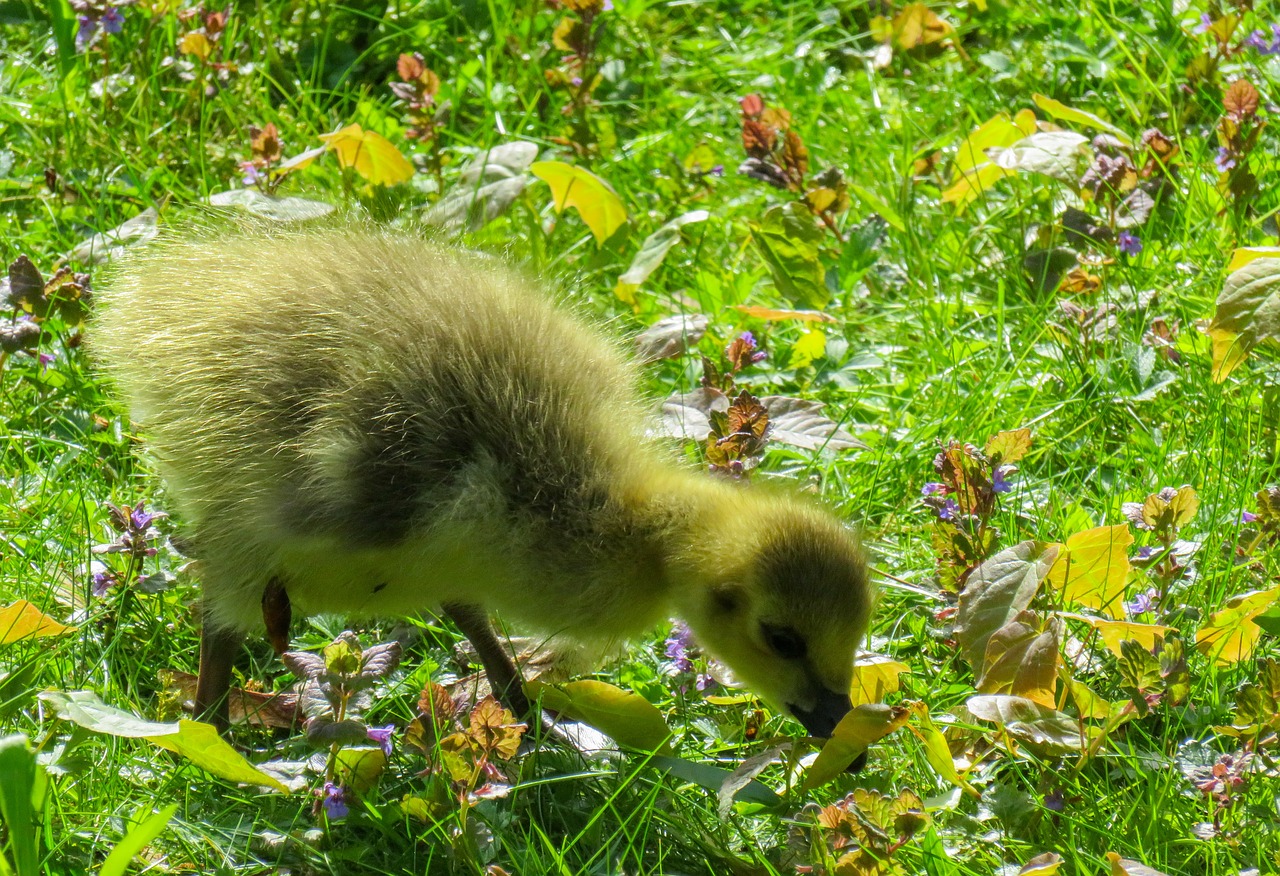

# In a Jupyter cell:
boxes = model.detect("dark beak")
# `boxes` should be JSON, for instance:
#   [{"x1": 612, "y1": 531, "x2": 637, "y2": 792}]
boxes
[{"x1": 791, "y1": 689, "x2": 866, "y2": 773}]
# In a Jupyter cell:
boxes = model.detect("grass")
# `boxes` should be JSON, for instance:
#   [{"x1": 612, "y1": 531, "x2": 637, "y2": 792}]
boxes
[{"x1": 1, "y1": 0, "x2": 1279, "y2": 873}]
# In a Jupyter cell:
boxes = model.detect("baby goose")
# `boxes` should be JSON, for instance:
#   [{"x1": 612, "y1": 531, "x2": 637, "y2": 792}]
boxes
[{"x1": 91, "y1": 227, "x2": 872, "y2": 742}]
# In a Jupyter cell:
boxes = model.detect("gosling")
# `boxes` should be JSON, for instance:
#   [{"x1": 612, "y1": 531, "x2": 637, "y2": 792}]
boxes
[{"x1": 91, "y1": 227, "x2": 872, "y2": 742}]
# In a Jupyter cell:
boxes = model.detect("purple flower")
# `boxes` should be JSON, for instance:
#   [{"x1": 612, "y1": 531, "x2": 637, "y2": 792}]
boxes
[
  {"x1": 921, "y1": 482, "x2": 947, "y2": 497},
  {"x1": 1125, "y1": 588, "x2": 1158, "y2": 617},
  {"x1": 1133, "y1": 545, "x2": 1158, "y2": 562},
  {"x1": 938, "y1": 498, "x2": 960, "y2": 521},
  {"x1": 710, "y1": 164, "x2": 724, "y2": 177},
  {"x1": 695, "y1": 673, "x2": 715, "y2": 691},
  {"x1": 91, "y1": 569, "x2": 118, "y2": 598},
  {"x1": 322, "y1": 782, "x2": 349, "y2": 819},
  {"x1": 240, "y1": 162, "x2": 264, "y2": 187},
  {"x1": 1193, "y1": 13, "x2": 1213, "y2": 35},
  {"x1": 991, "y1": 466, "x2": 1013, "y2": 494},
  {"x1": 1245, "y1": 24, "x2": 1280, "y2": 55},
  {"x1": 1215, "y1": 147, "x2": 1237, "y2": 173},
  {"x1": 130, "y1": 505, "x2": 155, "y2": 532},
  {"x1": 1117, "y1": 231, "x2": 1142, "y2": 257},
  {"x1": 366, "y1": 724, "x2": 395, "y2": 757},
  {"x1": 101, "y1": 6, "x2": 124, "y2": 34},
  {"x1": 76, "y1": 15, "x2": 98, "y2": 51},
  {"x1": 1241, "y1": 510, "x2": 1258, "y2": 524},
  {"x1": 664, "y1": 623, "x2": 694, "y2": 673},
  {"x1": 1044, "y1": 789, "x2": 1065, "y2": 812}
]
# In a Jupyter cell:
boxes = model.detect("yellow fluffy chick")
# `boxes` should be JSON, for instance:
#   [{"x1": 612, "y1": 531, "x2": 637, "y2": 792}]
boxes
[{"x1": 91, "y1": 227, "x2": 872, "y2": 740}]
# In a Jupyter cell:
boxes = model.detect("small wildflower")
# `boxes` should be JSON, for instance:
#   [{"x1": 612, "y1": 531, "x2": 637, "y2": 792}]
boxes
[
  {"x1": 709, "y1": 164, "x2": 724, "y2": 177},
  {"x1": 100, "y1": 6, "x2": 123, "y2": 34},
  {"x1": 1241, "y1": 510, "x2": 1258, "y2": 524},
  {"x1": 1117, "y1": 231, "x2": 1142, "y2": 257},
  {"x1": 991, "y1": 466, "x2": 1013, "y2": 494},
  {"x1": 1125, "y1": 588, "x2": 1158, "y2": 617},
  {"x1": 1133, "y1": 545, "x2": 1158, "y2": 562},
  {"x1": 322, "y1": 782, "x2": 349, "y2": 819},
  {"x1": 938, "y1": 498, "x2": 960, "y2": 522},
  {"x1": 664, "y1": 623, "x2": 694, "y2": 673},
  {"x1": 1193, "y1": 13, "x2": 1213, "y2": 34},
  {"x1": 1215, "y1": 147, "x2": 1236, "y2": 173},
  {"x1": 695, "y1": 673, "x2": 715, "y2": 692},
  {"x1": 1245, "y1": 24, "x2": 1280, "y2": 55},
  {"x1": 240, "y1": 162, "x2": 264, "y2": 187},
  {"x1": 91, "y1": 569, "x2": 118, "y2": 598},
  {"x1": 1043, "y1": 789, "x2": 1065, "y2": 812},
  {"x1": 921, "y1": 482, "x2": 948, "y2": 497},
  {"x1": 76, "y1": 15, "x2": 98, "y2": 51},
  {"x1": 366, "y1": 724, "x2": 395, "y2": 757}
]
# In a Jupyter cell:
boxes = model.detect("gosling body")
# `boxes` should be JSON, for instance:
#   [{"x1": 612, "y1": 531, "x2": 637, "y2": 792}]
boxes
[{"x1": 92, "y1": 228, "x2": 871, "y2": 735}]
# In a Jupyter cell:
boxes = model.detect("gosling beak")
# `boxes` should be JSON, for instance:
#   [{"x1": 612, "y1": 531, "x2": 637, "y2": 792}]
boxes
[{"x1": 791, "y1": 689, "x2": 866, "y2": 773}]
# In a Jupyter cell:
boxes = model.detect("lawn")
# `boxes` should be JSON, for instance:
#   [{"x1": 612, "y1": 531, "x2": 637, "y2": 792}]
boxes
[{"x1": 1, "y1": 0, "x2": 1278, "y2": 874}]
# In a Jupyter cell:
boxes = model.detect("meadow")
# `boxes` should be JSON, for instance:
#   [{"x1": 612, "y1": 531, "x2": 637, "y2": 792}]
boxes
[{"x1": 1, "y1": 0, "x2": 1278, "y2": 873}]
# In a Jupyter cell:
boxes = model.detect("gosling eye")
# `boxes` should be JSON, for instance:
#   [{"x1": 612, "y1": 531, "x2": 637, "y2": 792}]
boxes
[{"x1": 761, "y1": 623, "x2": 807, "y2": 660}]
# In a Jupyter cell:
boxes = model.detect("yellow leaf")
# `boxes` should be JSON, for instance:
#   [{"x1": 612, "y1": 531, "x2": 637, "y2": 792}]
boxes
[
  {"x1": 906, "y1": 702, "x2": 979, "y2": 797},
  {"x1": 337, "y1": 747, "x2": 386, "y2": 795},
  {"x1": 953, "y1": 113, "x2": 1028, "y2": 176},
  {"x1": 1046, "y1": 525, "x2": 1133, "y2": 618},
  {"x1": 1019, "y1": 852, "x2": 1063, "y2": 875},
  {"x1": 147, "y1": 720, "x2": 288, "y2": 792},
  {"x1": 803, "y1": 704, "x2": 911, "y2": 790},
  {"x1": 1032, "y1": 94, "x2": 1134, "y2": 148},
  {"x1": 789, "y1": 329, "x2": 826, "y2": 368},
  {"x1": 531, "y1": 161, "x2": 628, "y2": 245},
  {"x1": 1106, "y1": 851, "x2": 1170, "y2": 876},
  {"x1": 1209, "y1": 327, "x2": 1249, "y2": 383},
  {"x1": 892, "y1": 3, "x2": 953, "y2": 49},
  {"x1": 1195, "y1": 586, "x2": 1280, "y2": 666},
  {"x1": 1058, "y1": 612, "x2": 1173, "y2": 658},
  {"x1": 942, "y1": 162, "x2": 1015, "y2": 208},
  {"x1": 0, "y1": 600, "x2": 75, "y2": 645},
  {"x1": 178, "y1": 31, "x2": 212, "y2": 61},
  {"x1": 526, "y1": 679, "x2": 671, "y2": 752},
  {"x1": 319, "y1": 124, "x2": 415, "y2": 187},
  {"x1": 1226, "y1": 246, "x2": 1280, "y2": 273},
  {"x1": 850, "y1": 655, "x2": 909, "y2": 707},
  {"x1": 734, "y1": 305, "x2": 836, "y2": 323}
]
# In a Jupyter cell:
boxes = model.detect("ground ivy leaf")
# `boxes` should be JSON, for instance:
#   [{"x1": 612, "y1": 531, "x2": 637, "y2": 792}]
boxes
[
  {"x1": 983, "y1": 428, "x2": 1032, "y2": 464},
  {"x1": 336, "y1": 747, "x2": 386, "y2": 795},
  {"x1": 965, "y1": 694, "x2": 1088, "y2": 755},
  {"x1": 660, "y1": 386, "x2": 727, "y2": 441},
  {"x1": 1195, "y1": 585, "x2": 1280, "y2": 665},
  {"x1": 752, "y1": 203, "x2": 827, "y2": 308},
  {"x1": 788, "y1": 328, "x2": 826, "y2": 368},
  {"x1": 635, "y1": 313, "x2": 709, "y2": 364},
  {"x1": 803, "y1": 703, "x2": 911, "y2": 790},
  {"x1": 526, "y1": 679, "x2": 672, "y2": 753},
  {"x1": 425, "y1": 141, "x2": 538, "y2": 231},
  {"x1": 1209, "y1": 254, "x2": 1280, "y2": 377},
  {"x1": 1056, "y1": 613, "x2": 1173, "y2": 657},
  {"x1": 850, "y1": 654, "x2": 909, "y2": 707},
  {"x1": 319, "y1": 124, "x2": 415, "y2": 187},
  {"x1": 759, "y1": 395, "x2": 864, "y2": 451},
  {"x1": 1045, "y1": 525, "x2": 1133, "y2": 619},
  {"x1": 978, "y1": 614, "x2": 1059, "y2": 708},
  {"x1": 1031, "y1": 94, "x2": 1134, "y2": 147},
  {"x1": 206, "y1": 189, "x2": 335, "y2": 222},
  {"x1": 0, "y1": 600, "x2": 76, "y2": 645},
  {"x1": 531, "y1": 160, "x2": 628, "y2": 245},
  {"x1": 618, "y1": 210, "x2": 709, "y2": 288},
  {"x1": 955, "y1": 541, "x2": 1059, "y2": 672},
  {"x1": 649, "y1": 755, "x2": 782, "y2": 809},
  {"x1": 1019, "y1": 852, "x2": 1064, "y2": 875},
  {"x1": 987, "y1": 131, "x2": 1091, "y2": 183}
]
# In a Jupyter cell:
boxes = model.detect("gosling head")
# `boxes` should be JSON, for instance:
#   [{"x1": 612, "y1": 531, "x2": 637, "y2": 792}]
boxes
[{"x1": 675, "y1": 497, "x2": 872, "y2": 740}]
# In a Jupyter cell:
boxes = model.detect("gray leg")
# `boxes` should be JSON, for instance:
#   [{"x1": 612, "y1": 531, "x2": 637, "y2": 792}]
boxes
[
  {"x1": 442, "y1": 603, "x2": 531, "y2": 719},
  {"x1": 196, "y1": 620, "x2": 242, "y2": 733}
]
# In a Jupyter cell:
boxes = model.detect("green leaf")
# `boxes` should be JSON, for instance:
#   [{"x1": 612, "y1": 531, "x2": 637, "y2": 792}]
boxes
[
  {"x1": 527, "y1": 679, "x2": 672, "y2": 753},
  {"x1": 425, "y1": 141, "x2": 539, "y2": 232},
  {"x1": 649, "y1": 755, "x2": 782, "y2": 809},
  {"x1": 531, "y1": 161, "x2": 628, "y2": 245},
  {"x1": 752, "y1": 203, "x2": 828, "y2": 308},
  {"x1": 38, "y1": 690, "x2": 178, "y2": 737},
  {"x1": 1209, "y1": 254, "x2": 1280, "y2": 376},
  {"x1": 97, "y1": 805, "x2": 177, "y2": 876},
  {"x1": 206, "y1": 190, "x2": 336, "y2": 222},
  {"x1": 147, "y1": 721, "x2": 289, "y2": 792},
  {"x1": 0, "y1": 735, "x2": 42, "y2": 876},
  {"x1": 905, "y1": 703, "x2": 978, "y2": 797},
  {"x1": 1031, "y1": 94, "x2": 1133, "y2": 147},
  {"x1": 987, "y1": 131, "x2": 1091, "y2": 182},
  {"x1": 1195, "y1": 585, "x2": 1280, "y2": 666},
  {"x1": 955, "y1": 541, "x2": 1059, "y2": 672},
  {"x1": 802, "y1": 704, "x2": 910, "y2": 790},
  {"x1": 618, "y1": 210, "x2": 709, "y2": 287},
  {"x1": 977, "y1": 615, "x2": 1059, "y2": 708},
  {"x1": 966, "y1": 694, "x2": 1091, "y2": 756},
  {"x1": 847, "y1": 184, "x2": 905, "y2": 232}
]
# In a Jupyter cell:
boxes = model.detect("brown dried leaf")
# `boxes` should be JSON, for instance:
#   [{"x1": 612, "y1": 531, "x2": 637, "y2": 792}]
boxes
[{"x1": 1223, "y1": 78, "x2": 1259, "y2": 122}]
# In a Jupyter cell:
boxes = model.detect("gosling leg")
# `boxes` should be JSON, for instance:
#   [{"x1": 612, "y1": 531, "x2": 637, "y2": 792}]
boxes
[
  {"x1": 442, "y1": 603, "x2": 531, "y2": 719},
  {"x1": 195, "y1": 620, "x2": 242, "y2": 733}
]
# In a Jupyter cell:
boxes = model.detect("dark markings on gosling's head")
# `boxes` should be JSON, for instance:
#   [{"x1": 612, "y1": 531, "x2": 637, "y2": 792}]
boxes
[{"x1": 754, "y1": 520, "x2": 869, "y2": 621}]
